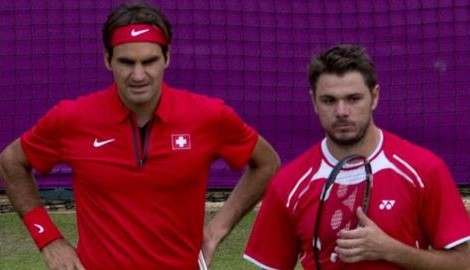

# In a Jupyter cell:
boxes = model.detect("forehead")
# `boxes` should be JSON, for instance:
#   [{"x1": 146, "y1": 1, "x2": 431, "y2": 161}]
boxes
[
  {"x1": 112, "y1": 42, "x2": 164, "y2": 59},
  {"x1": 315, "y1": 71, "x2": 369, "y2": 97}
]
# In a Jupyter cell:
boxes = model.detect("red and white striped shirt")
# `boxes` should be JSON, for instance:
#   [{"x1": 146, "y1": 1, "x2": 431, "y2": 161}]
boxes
[{"x1": 245, "y1": 130, "x2": 470, "y2": 270}]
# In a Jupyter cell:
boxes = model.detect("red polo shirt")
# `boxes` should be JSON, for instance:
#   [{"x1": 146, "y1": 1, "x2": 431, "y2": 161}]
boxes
[{"x1": 21, "y1": 83, "x2": 258, "y2": 269}]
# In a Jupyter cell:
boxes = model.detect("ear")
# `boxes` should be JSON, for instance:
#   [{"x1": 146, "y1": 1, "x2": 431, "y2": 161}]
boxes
[
  {"x1": 371, "y1": 84, "x2": 380, "y2": 110},
  {"x1": 164, "y1": 46, "x2": 171, "y2": 68},
  {"x1": 310, "y1": 89, "x2": 319, "y2": 114},
  {"x1": 103, "y1": 49, "x2": 112, "y2": 71}
]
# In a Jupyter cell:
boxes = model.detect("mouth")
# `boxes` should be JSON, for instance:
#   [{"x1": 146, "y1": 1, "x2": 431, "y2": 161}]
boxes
[
  {"x1": 128, "y1": 84, "x2": 149, "y2": 94},
  {"x1": 332, "y1": 121, "x2": 354, "y2": 131}
]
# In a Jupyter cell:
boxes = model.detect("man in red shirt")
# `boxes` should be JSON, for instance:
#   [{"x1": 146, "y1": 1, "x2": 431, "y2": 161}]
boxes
[
  {"x1": 0, "y1": 2, "x2": 280, "y2": 269},
  {"x1": 244, "y1": 44, "x2": 470, "y2": 269}
]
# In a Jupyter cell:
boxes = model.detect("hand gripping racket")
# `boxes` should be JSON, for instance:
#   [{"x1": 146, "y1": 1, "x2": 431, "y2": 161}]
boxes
[{"x1": 313, "y1": 154, "x2": 372, "y2": 269}]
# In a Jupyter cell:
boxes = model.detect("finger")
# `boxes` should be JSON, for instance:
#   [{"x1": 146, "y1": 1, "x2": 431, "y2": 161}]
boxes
[
  {"x1": 336, "y1": 238, "x2": 350, "y2": 248},
  {"x1": 336, "y1": 237, "x2": 361, "y2": 249},
  {"x1": 338, "y1": 227, "x2": 361, "y2": 239},
  {"x1": 337, "y1": 251, "x2": 364, "y2": 263},
  {"x1": 335, "y1": 246, "x2": 364, "y2": 263}
]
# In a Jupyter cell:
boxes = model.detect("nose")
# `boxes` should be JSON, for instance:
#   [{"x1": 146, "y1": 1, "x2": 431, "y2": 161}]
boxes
[
  {"x1": 131, "y1": 64, "x2": 146, "y2": 81},
  {"x1": 335, "y1": 100, "x2": 349, "y2": 117}
]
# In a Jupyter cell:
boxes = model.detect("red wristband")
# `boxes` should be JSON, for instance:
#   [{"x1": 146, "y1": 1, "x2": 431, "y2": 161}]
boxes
[{"x1": 22, "y1": 207, "x2": 63, "y2": 250}]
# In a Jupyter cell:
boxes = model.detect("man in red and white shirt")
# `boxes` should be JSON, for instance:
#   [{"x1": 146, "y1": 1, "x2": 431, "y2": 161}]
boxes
[
  {"x1": 244, "y1": 44, "x2": 470, "y2": 269},
  {"x1": 0, "y1": 2, "x2": 280, "y2": 270}
]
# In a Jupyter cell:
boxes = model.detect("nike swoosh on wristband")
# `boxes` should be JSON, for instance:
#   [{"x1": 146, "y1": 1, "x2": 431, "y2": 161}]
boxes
[
  {"x1": 93, "y1": 138, "x2": 116, "y2": 148},
  {"x1": 131, "y1": 29, "x2": 150, "y2": 37},
  {"x1": 33, "y1": 223, "x2": 45, "y2": 234}
]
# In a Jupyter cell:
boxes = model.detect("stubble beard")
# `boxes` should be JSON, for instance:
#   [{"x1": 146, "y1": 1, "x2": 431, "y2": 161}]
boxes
[{"x1": 327, "y1": 117, "x2": 371, "y2": 147}]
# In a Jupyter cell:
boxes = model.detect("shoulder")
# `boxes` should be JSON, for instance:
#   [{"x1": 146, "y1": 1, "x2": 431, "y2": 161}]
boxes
[
  {"x1": 268, "y1": 144, "x2": 322, "y2": 201},
  {"x1": 164, "y1": 85, "x2": 239, "y2": 124},
  {"x1": 54, "y1": 86, "x2": 111, "y2": 112},
  {"x1": 383, "y1": 130, "x2": 444, "y2": 165},
  {"x1": 71, "y1": 86, "x2": 115, "y2": 110},
  {"x1": 39, "y1": 86, "x2": 115, "y2": 128},
  {"x1": 381, "y1": 130, "x2": 449, "y2": 183},
  {"x1": 166, "y1": 85, "x2": 226, "y2": 109}
]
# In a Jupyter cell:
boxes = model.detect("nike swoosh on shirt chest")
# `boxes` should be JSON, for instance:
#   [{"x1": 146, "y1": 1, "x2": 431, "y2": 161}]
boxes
[{"x1": 93, "y1": 138, "x2": 116, "y2": 148}]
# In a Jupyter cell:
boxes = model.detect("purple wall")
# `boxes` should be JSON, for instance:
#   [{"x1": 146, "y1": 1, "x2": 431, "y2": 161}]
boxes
[{"x1": 1, "y1": 0, "x2": 469, "y2": 189}]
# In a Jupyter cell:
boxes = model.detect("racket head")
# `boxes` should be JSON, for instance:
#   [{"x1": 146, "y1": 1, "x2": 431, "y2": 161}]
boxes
[{"x1": 313, "y1": 154, "x2": 372, "y2": 269}]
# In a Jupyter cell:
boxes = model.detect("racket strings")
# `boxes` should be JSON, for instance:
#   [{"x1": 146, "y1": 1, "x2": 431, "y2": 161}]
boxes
[
  {"x1": 314, "y1": 155, "x2": 372, "y2": 270},
  {"x1": 326, "y1": 183, "x2": 362, "y2": 231},
  {"x1": 331, "y1": 209, "x2": 344, "y2": 230},
  {"x1": 341, "y1": 186, "x2": 358, "y2": 211}
]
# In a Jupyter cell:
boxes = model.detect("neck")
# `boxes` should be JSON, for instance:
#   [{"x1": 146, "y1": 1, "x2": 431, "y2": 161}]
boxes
[
  {"x1": 134, "y1": 111, "x2": 153, "y2": 127},
  {"x1": 128, "y1": 99, "x2": 158, "y2": 127}
]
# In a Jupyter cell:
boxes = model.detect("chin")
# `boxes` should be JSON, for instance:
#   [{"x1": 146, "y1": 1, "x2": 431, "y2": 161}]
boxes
[
  {"x1": 329, "y1": 132, "x2": 363, "y2": 146},
  {"x1": 125, "y1": 96, "x2": 150, "y2": 106}
]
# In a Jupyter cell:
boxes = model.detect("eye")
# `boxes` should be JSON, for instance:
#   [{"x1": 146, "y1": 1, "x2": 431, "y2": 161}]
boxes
[
  {"x1": 347, "y1": 95, "x2": 361, "y2": 103},
  {"x1": 117, "y1": 58, "x2": 135, "y2": 66},
  {"x1": 142, "y1": 56, "x2": 159, "y2": 66},
  {"x1": 320, "y1": 97, "x2": 336, "y2": 105}
]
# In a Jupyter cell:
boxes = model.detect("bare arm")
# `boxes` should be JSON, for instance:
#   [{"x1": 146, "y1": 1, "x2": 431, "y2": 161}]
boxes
[
  {"x1": 0, "y1": 138, "x2": 41, "y2": 214},
  {"x1": 202, "y1": 135, "x2": 280, "y2": 264},
  {"x1": 336, "y1": 207, "x2": 470, "y2": 269},
  {"x1": 0, "y1": 138, "x2": 84, "y2": 270}
]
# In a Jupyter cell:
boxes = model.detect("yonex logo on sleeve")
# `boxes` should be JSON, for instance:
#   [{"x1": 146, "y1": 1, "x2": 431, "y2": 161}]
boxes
[{"x1": 379, "y1": 200, "x2": 396, "y2": 210}]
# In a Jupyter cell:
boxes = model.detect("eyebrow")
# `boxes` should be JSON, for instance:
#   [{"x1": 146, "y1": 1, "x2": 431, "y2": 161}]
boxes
[
  {"x1": 318, "y1": 92, "x2": 363, "y2": 100},
  {"x1": 116, "y1": 56, "x2": 160, "y2": 65},
  {"x1": 142, "y1": 56, "x2": 159, "y2": 65}
]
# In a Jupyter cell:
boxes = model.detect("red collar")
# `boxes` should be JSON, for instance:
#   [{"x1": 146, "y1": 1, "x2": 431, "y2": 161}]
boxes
[{"x1": 108, "y1": 82, "x2": 173, "y2": 124}]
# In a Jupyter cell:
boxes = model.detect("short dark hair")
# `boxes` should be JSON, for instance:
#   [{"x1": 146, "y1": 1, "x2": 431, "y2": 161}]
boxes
[
  {"x1": 308, "y1": 44, "x2": 377, "y2": 93},
  {"x1": 102, "y1": 1, "x2": 173, "y2": 62}
]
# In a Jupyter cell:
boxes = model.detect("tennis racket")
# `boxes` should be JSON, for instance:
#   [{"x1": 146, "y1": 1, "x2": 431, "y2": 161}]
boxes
[{"x1": 313, "y1": 154, "x2": 372, "y2": 269}]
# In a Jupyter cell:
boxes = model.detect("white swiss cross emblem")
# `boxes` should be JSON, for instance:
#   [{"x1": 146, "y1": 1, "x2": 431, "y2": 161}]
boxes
[{"x1": 171, "y1": 134, "x2": 191, "y2": 150}]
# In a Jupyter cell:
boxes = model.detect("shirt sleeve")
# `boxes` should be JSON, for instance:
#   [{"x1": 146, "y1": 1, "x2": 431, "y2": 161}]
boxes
[
  {"x1": 244, "y1": 182, "x2": 299, "y2": 270},
  {"x1": 420, "y1": 158, "x2": 470, "y2": 249},
  {"x1": 216, "y1": 103, "x2": 258, "y2": 170},
  {"x1": 21, "y1": 101, "x2": 70, "y2": 174}
]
